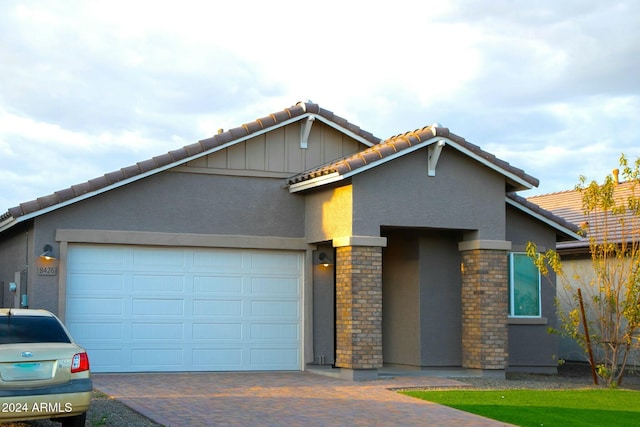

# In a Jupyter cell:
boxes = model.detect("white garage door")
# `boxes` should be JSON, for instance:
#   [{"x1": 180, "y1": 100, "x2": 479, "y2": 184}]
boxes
[{"x1": 65, "y1": 244, "x2": 302, "y2": 373}]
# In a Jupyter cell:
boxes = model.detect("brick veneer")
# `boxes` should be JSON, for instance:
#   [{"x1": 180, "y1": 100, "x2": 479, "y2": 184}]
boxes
[
  {"x1": 335, "y1": 245, "x2": 383, "y2": 369},
  {"x1": 460, "y1": 248, "x2": 509, "y2": 370}
]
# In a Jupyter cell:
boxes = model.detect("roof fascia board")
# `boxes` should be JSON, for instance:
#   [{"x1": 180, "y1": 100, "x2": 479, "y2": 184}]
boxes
[
  {"x1": 288, "y1": 172, "x2": 343, "y2": 193},
  {"x1": 0, "y1": 217, "x2": 17, "y2": 233},
  {"x1": 446, "y1": 140, "x2": 534, "y2": 190},
  {"x1": 505, "y1": 196, "x2": 583, "y2": 241},
  {"x1": 312, "y1": 115, "x2": 377, "y2": 147}
]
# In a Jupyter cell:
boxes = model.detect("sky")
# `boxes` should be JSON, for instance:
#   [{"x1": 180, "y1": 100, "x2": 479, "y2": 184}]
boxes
[{"x1": 1, "y1": 0, "x2": 639, "y2": 211}]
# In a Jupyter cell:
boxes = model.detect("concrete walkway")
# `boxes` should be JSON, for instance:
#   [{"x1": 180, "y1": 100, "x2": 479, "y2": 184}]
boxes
[{"x1": 93, "y1": 371, "x2": 513, "y2": 427}]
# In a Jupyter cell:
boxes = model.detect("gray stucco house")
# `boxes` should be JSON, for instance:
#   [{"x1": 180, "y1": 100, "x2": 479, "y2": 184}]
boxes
[{"x1": 0, "y1": 102, "x2": 580, "y2": 379}]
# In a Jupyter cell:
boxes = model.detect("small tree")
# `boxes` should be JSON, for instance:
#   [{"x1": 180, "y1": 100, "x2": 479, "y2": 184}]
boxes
[{"x1": 527, "y1": 155, "x2": 640, "y2": 387}]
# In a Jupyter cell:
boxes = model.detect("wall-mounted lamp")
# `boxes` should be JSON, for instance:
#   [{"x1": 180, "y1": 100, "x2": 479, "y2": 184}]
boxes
[
  {"x1": 40, "y1": 244, "x2": 56, "y2": 261},
  {"x1": 318, "y1": 252, "x2": 333, "y2": 267}
]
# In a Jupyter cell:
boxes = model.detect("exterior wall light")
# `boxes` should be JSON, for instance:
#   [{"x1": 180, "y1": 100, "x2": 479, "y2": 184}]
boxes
[
  {"x1": 40, "y1": 244, "x2": 56, "y2": 260},
  {"x1": 318, "y1": 252, "x2": 333, "y2": 267}
]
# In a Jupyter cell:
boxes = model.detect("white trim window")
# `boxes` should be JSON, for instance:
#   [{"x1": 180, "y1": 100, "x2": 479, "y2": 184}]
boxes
[{"x1": 509, "y1": 252, "x2": 541, "y2": 317}]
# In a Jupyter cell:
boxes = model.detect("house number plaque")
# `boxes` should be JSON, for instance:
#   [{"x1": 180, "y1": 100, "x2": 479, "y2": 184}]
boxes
[{"x1": 37, "y1": 266, "x2": 58, "y2": 276}]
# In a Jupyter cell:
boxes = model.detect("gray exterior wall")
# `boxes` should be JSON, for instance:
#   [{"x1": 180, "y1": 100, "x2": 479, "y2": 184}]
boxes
[
  {"x1": 311, "y1": 244, "x2": 335, "y2": 366},
  {"x1": 382, "y1": 230, "x2": 420, "y2": 365},
  {"x1": 304, "y1": 185, "x2": 353, "y2": 244},
  {"x1": 0, "y1": 223, "x2": 32, "y2": 309},
  {"x1": 382, "y1": 229, "x2": 462, "y2": 367},
  {"x1": 419, "y1": 230, "x2": 463, "y2": 366},
  {"x1": 351, "y1": 147, "x2": 506, "y2": 240},
  {"x1": 506, "y1": 204, "x2": 559, "y2": 372},
  {"x1": 39, "y1": 172, "x2": 305, "y2": 237}
]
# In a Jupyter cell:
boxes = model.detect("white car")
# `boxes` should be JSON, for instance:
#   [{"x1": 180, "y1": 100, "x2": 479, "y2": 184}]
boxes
[{"x1": 0, "y1": 309, "x2": 92, "y2": 427}]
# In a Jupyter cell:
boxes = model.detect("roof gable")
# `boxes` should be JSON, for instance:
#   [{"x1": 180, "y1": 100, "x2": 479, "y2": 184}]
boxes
[
  {"x1": 286, "y1": 125, "x2": 540, "y2": 193},
  {"x1": 0, "y1": 102, "x2": 380, "y2": 231}
]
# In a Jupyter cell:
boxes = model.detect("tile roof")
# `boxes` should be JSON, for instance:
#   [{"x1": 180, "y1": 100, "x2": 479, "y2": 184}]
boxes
[
  {"x1": 286, "y1": 126, "x2": 540, "y2": 191},
  {"x1": 1, "y1": 102, "x2": 381, "y2": 222},
  {"x1": 528, "y1": 181, "x2": 640, "y2": 249}
]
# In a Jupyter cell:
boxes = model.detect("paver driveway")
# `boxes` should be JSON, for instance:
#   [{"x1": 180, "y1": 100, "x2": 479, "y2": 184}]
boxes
[{"x1": 93, "y1": 372, "x2": 512, "y2": 427}]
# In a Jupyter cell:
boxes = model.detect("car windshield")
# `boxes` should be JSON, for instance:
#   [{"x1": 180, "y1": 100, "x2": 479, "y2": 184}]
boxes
[{"x1": 0, "y1": 315, "x2": 71, "y2": 344}]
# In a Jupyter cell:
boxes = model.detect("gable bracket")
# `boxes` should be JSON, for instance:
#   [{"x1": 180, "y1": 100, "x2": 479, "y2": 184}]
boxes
[
  {"x1": 427, "y1": 140, "x2": 446, "y2": 176},
  {"x1": 300, "y1": 115, "x2": 315, "y2": 149}
]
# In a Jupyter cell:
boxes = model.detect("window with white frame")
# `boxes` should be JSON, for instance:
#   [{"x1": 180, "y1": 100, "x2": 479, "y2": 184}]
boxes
[{"x1": 509, "y1": 252, "x2": 541, "y2": 317}]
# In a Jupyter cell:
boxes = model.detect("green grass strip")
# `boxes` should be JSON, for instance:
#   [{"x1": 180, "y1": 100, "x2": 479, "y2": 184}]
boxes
[{"x1": 402, "y1": 389, "x2": 640, "y2": 427}]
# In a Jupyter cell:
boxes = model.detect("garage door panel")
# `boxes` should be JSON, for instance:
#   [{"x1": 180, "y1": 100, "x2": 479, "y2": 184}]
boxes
[
  {"x1": 250, "y1": 348, "x2": 299, "y2": 366},
  {"x1": 193, "y1": 299, "x2": 242, "y2": 316},
  {"x1": 133, "y1": 275, "x2": 185, "y2": 292},
  {"x1": 66, "y1": 245, "x2": 302, "y2": 372},
  {"x1": 249, "y1": 252, "x2": 301, "y2": 273},
  {"x1": 132, "y1": 348, "x2": 184, "y2": 368},
  {"x1": 251, "y1": 323, "x2": 299, "y2": 340},
  {"x1": 70, "y1": 246, "x2": 126, "y2": 266},
  {"x1": 131, "y1": 323, "x2": 184, "y2": 340},
  {"x1": 133, "y1": 248, "x2": 186, "y2": 268},
  {"x1": 193, "y1": 349, "x2": 243, "y2": 367},
  {"x1": 87, "y1": 348, "x2": 125, "y2": 370},
  {"x1": 251, "y1": 277, "x2": 300, "y2": 295},
  {"x1": 250, "y1": 300, "x2": 299, "y2": 317},
  {"x1": 68, "y1": 273, "x2": 124, "y2": 293},
  {"x1": 192, "y1": 323, "x2": 242, "y2": 340},
  {"x1": 194, "y1": 276, "x2": 243, "y2": 293},
  {"x1": 193, "y1": 249, "x2": 244, "y2": 269},
  {"x1": 67, "y1": 297, "x2": 123, "y2": 316},
  {"x1": 67, "y1": 322, "x2": 123, "y2": 341},
  {"x1": 132, "y1": 298, "x2": 184, "y2": 315}
]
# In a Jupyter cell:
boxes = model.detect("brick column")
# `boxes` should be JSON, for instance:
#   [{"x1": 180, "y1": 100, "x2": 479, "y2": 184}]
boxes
[
  {"x1": 335, "y1": 245, "x2": 383, "y2": 373},
  {"x1": 459, "y1": 240, "x2": 510, "y2": 372}
]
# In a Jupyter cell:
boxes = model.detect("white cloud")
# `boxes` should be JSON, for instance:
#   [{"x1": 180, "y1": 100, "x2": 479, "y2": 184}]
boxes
[{"x1": 0, "y1": 0, "x2": 638, "y2": 209}]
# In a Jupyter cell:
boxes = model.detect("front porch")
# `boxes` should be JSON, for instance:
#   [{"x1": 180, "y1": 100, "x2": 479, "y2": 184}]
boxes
[{"x1": 311, "y1": 229, "x2": 511, "y2": 380}]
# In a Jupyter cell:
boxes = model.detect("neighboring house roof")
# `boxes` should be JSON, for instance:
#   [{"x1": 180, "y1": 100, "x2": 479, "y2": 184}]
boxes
[
  {"x1": 286, "y1": 125, "x2": 540, "y2": 193},
  {"x1": 0, "y1": 102, "x2": 380, "y2": 231},
  {"x1": 506, "y1": 193, "x2": 582, "y2": 242},
  {"x1": 529, "y1": 181, "x2": 639, "y2": 251}
]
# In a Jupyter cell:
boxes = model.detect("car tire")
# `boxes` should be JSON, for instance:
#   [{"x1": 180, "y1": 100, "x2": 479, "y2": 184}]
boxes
[{"x1": 60, "y1": 412, "x2": 87, "y2": 427}]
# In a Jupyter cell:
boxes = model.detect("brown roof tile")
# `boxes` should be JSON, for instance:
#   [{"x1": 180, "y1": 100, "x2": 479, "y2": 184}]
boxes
[
  {"x1": 137, "y1": 159, "x2": 158, "y2": 174},
  {"x1": 184, "y1": 142, "x2": 204, "y2": 157},
  {"x1": 54, "y1": 188, "x2": 76, "y2": 202},
  {"x1": 256, "y1": 116, "x2": 277, "y2": 129},
  {"x1": 71, "y1": 182, "x2": 92, "y2": 196},
  {"x1": 243, "y1": 121, "x2": 263, "y2": 134},
  {"x1": 228, "y1": 126, "x2": 249, "y2": 139},
  {"x1": 168, "y1": 148, "x2": 189, "y2": 162},
  {"x1": 104, "y1": 170, "x2": 126, "y2": 184},
  {"x1": 152, "y1": 153, "x2": 174, "y2": 167},
  {"x1": 121, "y1": 165, "x2": 141, "y2": 179}
]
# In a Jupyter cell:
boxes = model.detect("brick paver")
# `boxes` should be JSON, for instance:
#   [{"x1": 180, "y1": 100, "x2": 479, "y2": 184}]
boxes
[{"x1": 93, "y1": 372, "x2": 513, "y2": 427}]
